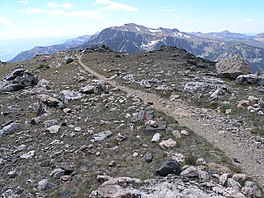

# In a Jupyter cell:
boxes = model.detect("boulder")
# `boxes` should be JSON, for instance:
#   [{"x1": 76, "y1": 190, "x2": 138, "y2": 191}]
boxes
[
  {"x1": 216, "y1": 54, "x2": 250, "y2": 80},
  {"x1": 94, "y1": 80, "x2": 109, "y2": 95},
  {"x1": 38, "y1": 94, "x2": 62, "y2": 108},
  {"x1": 156, "y1": 158, "x2": 181, "y2": 176},
  {"x1": 180, "y1": 166, "x2": 198, "y2": 177},
  {"x1": 241, "y1": 181, "x2": 262, "y2": 198},
  {"x1": 0, "y1": 122, "x2": 20, "y2": 137},
  {"x1": 80, "y1": 85, "x2": 95, "y2": 94},
  {"x1": 235, "y1": 74, "x2": 262, "y2": 85},
  {"x1": 0, "y1": 69, "x2": 38, "y2": 93},
  {"x1": 159, "y1": 138, "x2": 177, "y2": 149},
  {"x1": 58, "y1": 90, "x2": 84, "y2": 103}
]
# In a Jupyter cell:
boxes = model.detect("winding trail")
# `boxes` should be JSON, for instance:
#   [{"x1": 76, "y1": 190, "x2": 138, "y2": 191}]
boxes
[{"x1": 78, "y1": 57, "x2": 264, "y2": 188}]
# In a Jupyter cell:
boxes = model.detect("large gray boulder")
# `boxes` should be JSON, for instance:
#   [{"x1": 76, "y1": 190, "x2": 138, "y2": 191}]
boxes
[
  {"x1": 0, "y1": 122, "x2": 20, "y2": 137},
  {"x1": 216, "y1": 54, "x2": 251, "y2": 80},
  {"x1": 0, "y1": 69, "x2": 38, "y2": 93}
]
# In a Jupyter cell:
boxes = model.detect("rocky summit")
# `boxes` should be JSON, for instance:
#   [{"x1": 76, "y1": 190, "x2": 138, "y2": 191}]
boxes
[{"x1": 0, "y1": 46, "x2": 263, "y2": 197}]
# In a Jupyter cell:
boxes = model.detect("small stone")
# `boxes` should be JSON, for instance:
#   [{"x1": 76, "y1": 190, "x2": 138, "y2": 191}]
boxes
[
  {"x1": 159, "y1": 138, "x2": 176, "y2": 150},
  {"x1": 14, "y1": 144, "x2": 27, "y2": 153},
  {"x1": 115, "y1": 133, "x2": 126, "y2": 142},
  {"x1": 7, "y1": 170, "x2": 17, "y2": 178},
  {"x1": 0, "y1": 158, "x2": 5, "y2": 166},
  {"x1": 60, "y1": 175, "x2": 72, "y2": 182},
  {"x1": 151, "y1": 133, "x2": 161, "y2": 143},
  {"x1": 232, "y1": 173, "x2": 247, "y2": 184},
  {"x1": 91, "y1": 130, "x2": 112, "y2": 142},
  {"x1": 180, "y1": 166, "x2": 198, "y2": 177},
  {"x1": 225, "y1": 109, "x2": 232, "y2": 114},
  {"x1": 80, "y1": 85, "x2": 95, "y2": 94},
  {"x1": 50, "y1": 139, "x2": 64, "y2": 145},
  {"x1": 80, "y1": 145, "x2": 88, "y2": 151},
  {"x1": 74, "y1": 126, "x2": 81, "y2": 132},
  {"x1": 198, "y1": 170, "x2": 209, "y2": 181},
  {"x1": 180, "y1": 130, "x2": 189, "y2": 136},
  {"x1": 63, "y1": 108, "x2": 71, "y2": 113},
  {"x1": 20, "y1": 150, "x2": 35, "y2": 159},
  {"x1": 172, "y1": 130, "x2": 181, "y2": 139},
  {"x1": 196, "y1": 158, "x2": 207, "y2": 166},
  {"x1": 38, "y1": 179, "x2": 48, "y2": 190},
  {"x1": 148, "y1": 120, "x2": 158, "y2": 127},
  {"x1": 133, "y1": 152, "x2": 139, "y2": 157},
  {"x1": 46, "y1": 125, "x2": 60, "y2": 134},
  {"x1": 145, "y1": 153, "x2": 153, "y2": 163},
  {"x1": 171, "y1": 153, "x2": 185, "y2": 163},
  {"x1": 219, "y1": 173, "x2": 229, "y2": 186},
  {"x1": 109, "y1": 160, "x2": 116, "y2": 167},
  {"x1": 227, "y1": 178, "x2": 241, "y2": 190},
  {"x1": 50, "y1": 168, "x2": 65, "y2": 179}
]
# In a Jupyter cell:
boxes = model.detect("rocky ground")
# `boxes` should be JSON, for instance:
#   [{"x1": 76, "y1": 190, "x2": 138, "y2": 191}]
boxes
[{"x1": 0, "y1": 47, "x2": 263, "y2": 197}]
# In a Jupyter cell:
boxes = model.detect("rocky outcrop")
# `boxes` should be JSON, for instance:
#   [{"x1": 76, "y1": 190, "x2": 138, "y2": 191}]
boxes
[
  {"x1": 0, "y1": 69, "x2": 38, "y2": 93},
  {"x1": 235, "y1": 73, "x2": 264, "y2": 85},
  {"x1": 216, "y1": 54, "x2": 251, "y2": 79},
  {"x1": 90, "y1": 175, "x2": 254, "y2": 198}
]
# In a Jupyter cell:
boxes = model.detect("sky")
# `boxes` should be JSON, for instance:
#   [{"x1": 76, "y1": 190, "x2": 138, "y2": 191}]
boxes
[{"x1": 0, "y1": 0, "x2": 263, "y2": 40}]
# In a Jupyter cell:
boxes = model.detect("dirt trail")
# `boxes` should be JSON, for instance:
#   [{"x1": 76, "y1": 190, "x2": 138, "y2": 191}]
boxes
[{"x1": 78, "y1": 57, "x2": 264, "y2": 188}]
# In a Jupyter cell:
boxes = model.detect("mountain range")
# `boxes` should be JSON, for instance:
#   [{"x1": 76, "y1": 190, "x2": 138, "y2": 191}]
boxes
[
  {"x1": 9, "y1": 23, "x2": 264, "y2": 72},
  {"x1": 10, "y1": 35, "x2": 90, "y2": 62}
]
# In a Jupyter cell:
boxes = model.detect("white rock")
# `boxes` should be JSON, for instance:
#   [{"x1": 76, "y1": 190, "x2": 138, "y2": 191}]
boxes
[
  {"x1": 20, "y1": 150, "x2": 35, "y2": 159},
  {"x1": 180, "y1": 130, "x2": 189, "y2": 136},
  {"x1": 180, "y1": 166, "x2": 198, "y2": 177},
  {"x1": 38, "y1": 179, "x2": 48, "y2": 190},
  {"x1": 198, "y1": 170, "x2": 209, "y2": 181},
  {"x1": 50, "y1": 139, "x2": 64, "y2": 145},
  {"x1": 46, "y1": 125, "x2": 61, "y2": 134},
  {"x1": 74, "y1": 126, "x2": 81, "y2": 132},
  {"x1": 151, "y1": 133, "x2": 161, "y2": 143},
  {"x1": 219, "y1": 173, "x2": 229, "y2": 186},
  {"x1": 227, "y1": 178, "x2": 241, "y2": 190},
  {"x1": 196, "y1": 158, "x2": 207, "y2": 166},
  {"x1": 172, "y1": 130, "x2": 181, "y2": 139},
  {"x1": 159, "y1": 138, "x2": 176, "y2": 150}
]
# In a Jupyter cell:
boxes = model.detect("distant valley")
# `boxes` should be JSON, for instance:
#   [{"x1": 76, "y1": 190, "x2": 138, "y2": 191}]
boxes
[{"x1": 7, "y1": 23, "x2": 264, "y2": 72}]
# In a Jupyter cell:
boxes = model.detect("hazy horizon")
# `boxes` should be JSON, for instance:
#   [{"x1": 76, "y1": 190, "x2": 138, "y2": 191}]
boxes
[{"x1": 0, "y1": 0, "x2": 263, "y2": 40}]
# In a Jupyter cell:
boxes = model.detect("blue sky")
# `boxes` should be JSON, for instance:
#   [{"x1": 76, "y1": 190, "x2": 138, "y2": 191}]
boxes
[{"x1": 0, "y1": 0, "x2": 263, "y2": 40}]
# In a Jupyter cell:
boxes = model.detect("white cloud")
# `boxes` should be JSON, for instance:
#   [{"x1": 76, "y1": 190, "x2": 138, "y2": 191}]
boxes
[
  {"x1": 95, "y1": 0, "x2": 138, "y2": 12},
  {"x1": 47, "y1": 9, "x2": 65, "y2": 16},
  {"x1": 0, "y1": 17, "x2": 12, "y2": 27},
  {"x1": 47, "y1": 2, "x2": 73, "y2": 9},
  {"x1": 22, "y1": 7, "x2": 44, "y2": 14},
  {"x1": 62, "y1": 2, "x2": 73, "y2": 9},
  {"x1": 65, "y1": 10, "x2": 102, "y2": 19},
  {"x1": 18, "y1": 0, "x2": 29, "y2": 4},
  {"x1": 47, "y1": 2, "x2": 58, "y2": 8},
  {"x1": 243, "y1": 19, "x2": 254, "y2": 23},
  {"x1": 188, "y1": 19, "x2": 202, "y2": 23}
]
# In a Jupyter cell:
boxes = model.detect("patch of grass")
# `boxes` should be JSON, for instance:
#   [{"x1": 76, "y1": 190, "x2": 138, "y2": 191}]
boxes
[
  {"x1": 33, "y1": 64, "x2": 50, "y2": 72},
  {"x1": 185, "y1": 154, "x2": 197, "y2": 166}
]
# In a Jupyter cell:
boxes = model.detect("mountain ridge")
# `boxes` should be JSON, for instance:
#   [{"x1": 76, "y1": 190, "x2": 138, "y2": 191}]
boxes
[
  {"x1": 9, "y1": 23, "x2": 264, "y2": 72},
  {"x1": 10, "y1": 35, "x2": 91, "y2": 62}
]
